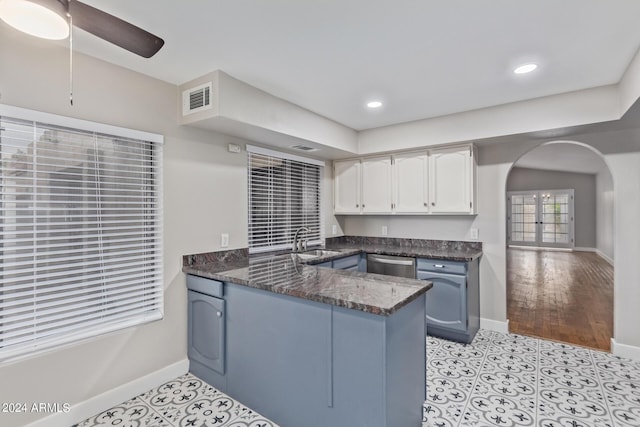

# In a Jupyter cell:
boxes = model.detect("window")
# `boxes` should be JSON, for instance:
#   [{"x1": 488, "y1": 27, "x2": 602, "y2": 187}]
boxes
[
  {"x1": 247, "y1": 145, "x2": 324, "y2": 253},
  {"x1": 0, "y1": 105, "x2": 163, "y2": 361}
]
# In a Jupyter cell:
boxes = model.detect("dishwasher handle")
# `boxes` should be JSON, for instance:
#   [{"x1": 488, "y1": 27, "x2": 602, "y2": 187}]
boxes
[{"x1": 368, "y1": 255, "x2": 415, "y2": 266}]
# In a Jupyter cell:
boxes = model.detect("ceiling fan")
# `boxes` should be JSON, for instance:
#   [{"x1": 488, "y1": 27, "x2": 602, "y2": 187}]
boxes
[{"x1": 0, "y1": 0, "x2": 164, "y2": 58}]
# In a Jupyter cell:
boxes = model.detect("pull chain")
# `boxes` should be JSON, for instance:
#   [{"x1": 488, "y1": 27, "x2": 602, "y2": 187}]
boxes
[{"x1": 68, "y1": 10, "x2": 73, "y2": 106}]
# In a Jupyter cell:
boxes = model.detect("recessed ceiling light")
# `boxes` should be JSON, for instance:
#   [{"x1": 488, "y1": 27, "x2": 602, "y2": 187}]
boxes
[
  {"x1": 513, "y1": 63, "x2": 538, "y2": 74},
  {"x1": 367, "y1": 101, "x2": 383, "y2": 109}
]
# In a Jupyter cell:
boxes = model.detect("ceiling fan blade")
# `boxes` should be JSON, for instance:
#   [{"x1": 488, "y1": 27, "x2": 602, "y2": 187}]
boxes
[{"x1": 68, "y1": 1, "x2": 164, "y2": 58}]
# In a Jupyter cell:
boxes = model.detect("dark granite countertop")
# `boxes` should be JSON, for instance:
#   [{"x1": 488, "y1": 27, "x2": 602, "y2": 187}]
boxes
[
  {"x1": 183, "y1": 237, "x2": 481, "y2": 317},
  {"x1": 183, "y1": 250, "x2": 431, "y2": 316}
]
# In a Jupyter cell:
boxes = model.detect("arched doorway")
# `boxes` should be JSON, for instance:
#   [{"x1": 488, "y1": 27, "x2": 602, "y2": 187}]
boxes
[{"x1": 505, "y1": 141, "x2": 614, "y2": 350}]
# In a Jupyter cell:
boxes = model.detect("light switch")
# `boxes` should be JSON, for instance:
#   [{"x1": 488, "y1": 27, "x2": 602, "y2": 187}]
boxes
[
  {"x1": 332, "y1": 225, "x2": 337, "y2": 235},
  {"x1": 221, "y1": 233, "x2": 229, "y2": 247},
  {"x1": 381, "y1": 226, "x2": 388, "y2": 236}
]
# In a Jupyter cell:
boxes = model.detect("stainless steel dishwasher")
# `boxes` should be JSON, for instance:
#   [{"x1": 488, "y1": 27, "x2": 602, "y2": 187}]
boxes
[{"x1": 367, "y1": 254, "x2": 416, "y2": 278}]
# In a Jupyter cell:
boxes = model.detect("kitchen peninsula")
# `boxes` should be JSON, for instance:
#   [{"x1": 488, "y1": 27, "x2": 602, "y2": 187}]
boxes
[{"x1": 182, "y1": 238, "x2": 482, "y2": 427}]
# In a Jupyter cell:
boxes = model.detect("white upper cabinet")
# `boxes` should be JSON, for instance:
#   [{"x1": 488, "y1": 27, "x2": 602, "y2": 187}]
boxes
[
  {"x1": 361, "y1": 156, "x2": 393, "y2": 213},
  {"x1": 333, "y1": 144, "x2": 476, "y2": 215},
  {"x1": 429, "y1": 145, "x2": 475, "y2": 214},
  {"x1": 334, "y1": 159, "x2": 361, "y2": 214},
  {"x1": 393, "y1": 152, "x2": 429, "y2": 213}
]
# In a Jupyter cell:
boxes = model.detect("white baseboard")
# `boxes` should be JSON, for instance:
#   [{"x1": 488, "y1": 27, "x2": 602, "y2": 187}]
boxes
[
  {"x1": 595, "y1": 249, "x2": 614, "y2": 265},
  {"x1": 611, "y1": 339, "x2": 640, "y2": 361},
  {"x1": 573, "y1": 247, "x2": 614, "y2": 265},
  {"x1": 480, "y1": 318, "x2": 509, "y2": 334},
  {"x1": 26, "y1": 359, "x2": 189, "y2": 427}
]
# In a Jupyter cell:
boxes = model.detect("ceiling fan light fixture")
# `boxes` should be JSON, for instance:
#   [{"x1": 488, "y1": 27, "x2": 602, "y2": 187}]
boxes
[{"x1": 0, "y1": 0, "x2": 69, "y2": 40}]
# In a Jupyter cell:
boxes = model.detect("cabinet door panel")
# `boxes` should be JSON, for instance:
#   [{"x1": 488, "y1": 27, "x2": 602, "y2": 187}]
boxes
[
  {"x1": 394, "y1": 153, "x2": 428, "y2": 213},
  {"x1": 421, "y1": 272, "x2": 467, "y2": 332},
  {"x1": 334, "y1": 160, "x2": 361, "y2": 214},
  {"x1": 429, "y1": 147, "x2": 471, "y2": 213},
  {"x1": 188, "y1": 291, "x2": 225, "y2": 375},
  {"x1": 361, "y1": 157, "x2": 392, "y2": 213},
  {"x1": 332, "y1": 254, "x2": 361, "y2": 270}
]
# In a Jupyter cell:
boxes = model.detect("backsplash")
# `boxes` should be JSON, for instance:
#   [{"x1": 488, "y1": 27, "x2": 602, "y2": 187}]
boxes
[
  {"x1": 325, "y1": 236, "x2": 482, "y2": 251},
  {"x1": 183, "y1": 248, "x2": 249, "y2": 267}
]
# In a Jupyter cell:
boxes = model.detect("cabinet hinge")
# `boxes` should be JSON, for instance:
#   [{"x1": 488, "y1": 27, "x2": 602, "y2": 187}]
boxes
[
  {"x1": 470, "y1": 202, "x2": 472, "y2": 208},
  {"x1": 469, "y1": 147, "x2": 472, "y2": 157}
]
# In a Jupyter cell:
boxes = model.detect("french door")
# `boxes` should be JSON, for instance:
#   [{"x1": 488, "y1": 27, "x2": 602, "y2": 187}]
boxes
[{"x1": 507, "y1": 189, "x2": 574, "y2": 248}]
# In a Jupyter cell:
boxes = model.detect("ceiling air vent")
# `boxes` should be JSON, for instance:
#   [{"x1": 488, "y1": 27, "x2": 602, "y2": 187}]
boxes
[
  {"x1": 182, "y1": 82, "x2": 213, "y2": 116},
  {"x1": 290, "y1": 144, "x2": 318, "y2": 152}
]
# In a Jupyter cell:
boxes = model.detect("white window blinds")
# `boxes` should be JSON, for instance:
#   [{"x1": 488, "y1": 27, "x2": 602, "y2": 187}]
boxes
[
  {"x1": 0, "y1": 105, "x2": 163, "y2": 361},
  {"x1": 247, "y1": 145, "x2": 324, "y2": 253}
]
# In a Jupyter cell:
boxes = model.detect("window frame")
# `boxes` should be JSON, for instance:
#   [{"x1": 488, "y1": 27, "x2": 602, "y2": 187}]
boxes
[
  {"x1": 246, "y1": 144, "x2": 325, "y2": 254},
  {"x1": 0, "y1": 104, "x2": 164, "y2": 362}
]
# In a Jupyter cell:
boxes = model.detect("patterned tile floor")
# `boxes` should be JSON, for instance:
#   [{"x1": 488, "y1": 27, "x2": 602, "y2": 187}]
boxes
[
  {"x1": 78, "y1": 329, "x2": 640, "y2": 427},
  {"x1": 77, "y1": 374, "x2": 279, "y2": 427},
  {"x1": 424, "y1": 330, "x2": 640, "y2": 427}
]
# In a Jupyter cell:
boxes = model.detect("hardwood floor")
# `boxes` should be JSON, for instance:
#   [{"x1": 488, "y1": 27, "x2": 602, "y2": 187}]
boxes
[{"x1": 507, "y1": 248, "x2": 613, "y2": 351}]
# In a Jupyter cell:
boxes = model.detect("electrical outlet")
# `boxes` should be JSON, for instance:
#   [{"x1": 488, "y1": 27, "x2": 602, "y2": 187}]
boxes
[
  {"x1": 221, "y1": 233, "x2": 229, "y2": 247},
  {"x1": 227, "y1": 143, "x2": 241, "y2": 153},
  {"x1": 470, "y1": 228, "x2": 479, "y2": 240},
  {"x1": 381, "y1": 226, "x2": 388, "y2": 236},
  {"x1": 332, "y1": 225, "x2": 337, "y2": 235}
]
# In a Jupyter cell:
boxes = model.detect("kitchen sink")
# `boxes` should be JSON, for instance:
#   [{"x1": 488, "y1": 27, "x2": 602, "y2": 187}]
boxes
[{"x1": 295, "y1": 249, "x2": 342, "y2": 259}]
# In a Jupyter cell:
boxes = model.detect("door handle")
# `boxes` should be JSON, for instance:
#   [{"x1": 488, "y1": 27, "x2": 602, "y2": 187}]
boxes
[
  {"x1": 369, "y1": 256, "x2": 415, "y2": 266},
  {"x1": 433, "y1": 264, "x2": 446, "y2": 268},
  {"x1": 216, "y1": 311, "x2": 222, "y2": 317}
]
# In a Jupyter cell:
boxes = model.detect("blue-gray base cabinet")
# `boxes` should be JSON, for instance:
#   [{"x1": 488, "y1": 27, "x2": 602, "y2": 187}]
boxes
[
  {"x1": 187, "y1": 274, "x2": 426, "y2": 427},
  {"x1": 187, "y1": 275, "x2": 227, "y2": 392},
  {"x1": 416, "y1": 257, "x2": 480, "y2": 343},
  {"x1": 316, "y1": 253, "x2": 366, "y2": 271}
]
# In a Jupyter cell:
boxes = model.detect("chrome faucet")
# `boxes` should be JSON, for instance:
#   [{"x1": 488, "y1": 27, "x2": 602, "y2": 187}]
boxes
[{"x1": 292, "y1": 226, "x2": 310, "y2": 252}]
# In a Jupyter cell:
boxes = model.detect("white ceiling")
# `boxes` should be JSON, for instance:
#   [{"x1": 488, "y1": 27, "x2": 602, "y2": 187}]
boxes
[
  {"x1": 514, "y1": 143, "x2": 607, "y2": 174},
  {"x1": 62, "y1": 1, "x2": 640, "y2": 130}
]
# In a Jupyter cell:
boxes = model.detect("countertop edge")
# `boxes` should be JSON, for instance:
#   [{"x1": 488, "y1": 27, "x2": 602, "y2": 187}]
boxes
[{"x1": 182, "y1": 265, "x2": 433, "y2": 316}]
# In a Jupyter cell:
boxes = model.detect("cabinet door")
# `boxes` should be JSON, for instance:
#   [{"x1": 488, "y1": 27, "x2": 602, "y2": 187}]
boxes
[
  {"x1": 420, "y1": 272, "x2": 467, "y2": 332},
  {"x1": 393, "y1": 152, "x2": 429, "y2": 213},
  {"x1": 361, "y1": 156, "x2": 392, "y2": 213},
  {"x1": 188, "y1": 291, "x2": 225, "y2": 375},
  {"x1": 429, "y1": 146, "x2": 472, "y2": 213},
  {"x1": 334, "y1": 160, "x2": 361, "y2": 214},
  {"x1": 331, "y1": 254, "x2": 360, "y2": 270}
]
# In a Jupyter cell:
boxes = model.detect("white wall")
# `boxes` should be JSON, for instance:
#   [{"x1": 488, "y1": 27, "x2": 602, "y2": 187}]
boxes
[
  {"x1": 596, "y1": 167, "x2": 615, "y2": 261},
  {"x1": 357, "y1": 85, "x2": 621, "y2": 155},
  {"x1": 0, "y1": 27, "x2": 250, "y2": 426}
]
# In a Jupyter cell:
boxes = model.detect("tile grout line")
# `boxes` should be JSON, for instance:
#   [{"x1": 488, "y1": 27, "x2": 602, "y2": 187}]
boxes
[
  {"x1": 589, "y1": 348, "x2": 618, "y2": 427},
  {"x1": 455, "y1": 331, "x2": 495, "y2": 427},
  {"x1": 533, "y1": 335, "x2": 541, "y2": 426},
  {"x1": 142, "y1": 398, "x2": 177, "y2": 427}
]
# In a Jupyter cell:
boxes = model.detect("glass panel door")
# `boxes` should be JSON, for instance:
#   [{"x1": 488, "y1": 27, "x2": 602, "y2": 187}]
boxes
[
  {"x1": 541, "y1": 192, "x2": 571, "y2": 245},
  {"x1": 507, "y1": 189, "x2": 574, "y2": 248},
  {"x1": 508, "y1": 192, "x2": 538, "y2": 246}
]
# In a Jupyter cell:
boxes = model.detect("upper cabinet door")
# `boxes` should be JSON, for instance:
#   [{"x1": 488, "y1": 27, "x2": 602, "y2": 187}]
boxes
[
  {"x1": 429, "y1": 146, "x2": 474, "y2": 214},
  {"x1": 334, "y1": 159, "x2": 361, "y2": 214},
  {"x1": 361, "y1": 156, "x2": 392, "y2": 214},
  {"x1": 393, "y1": 152, "x2": 429, "y2": 213}
]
